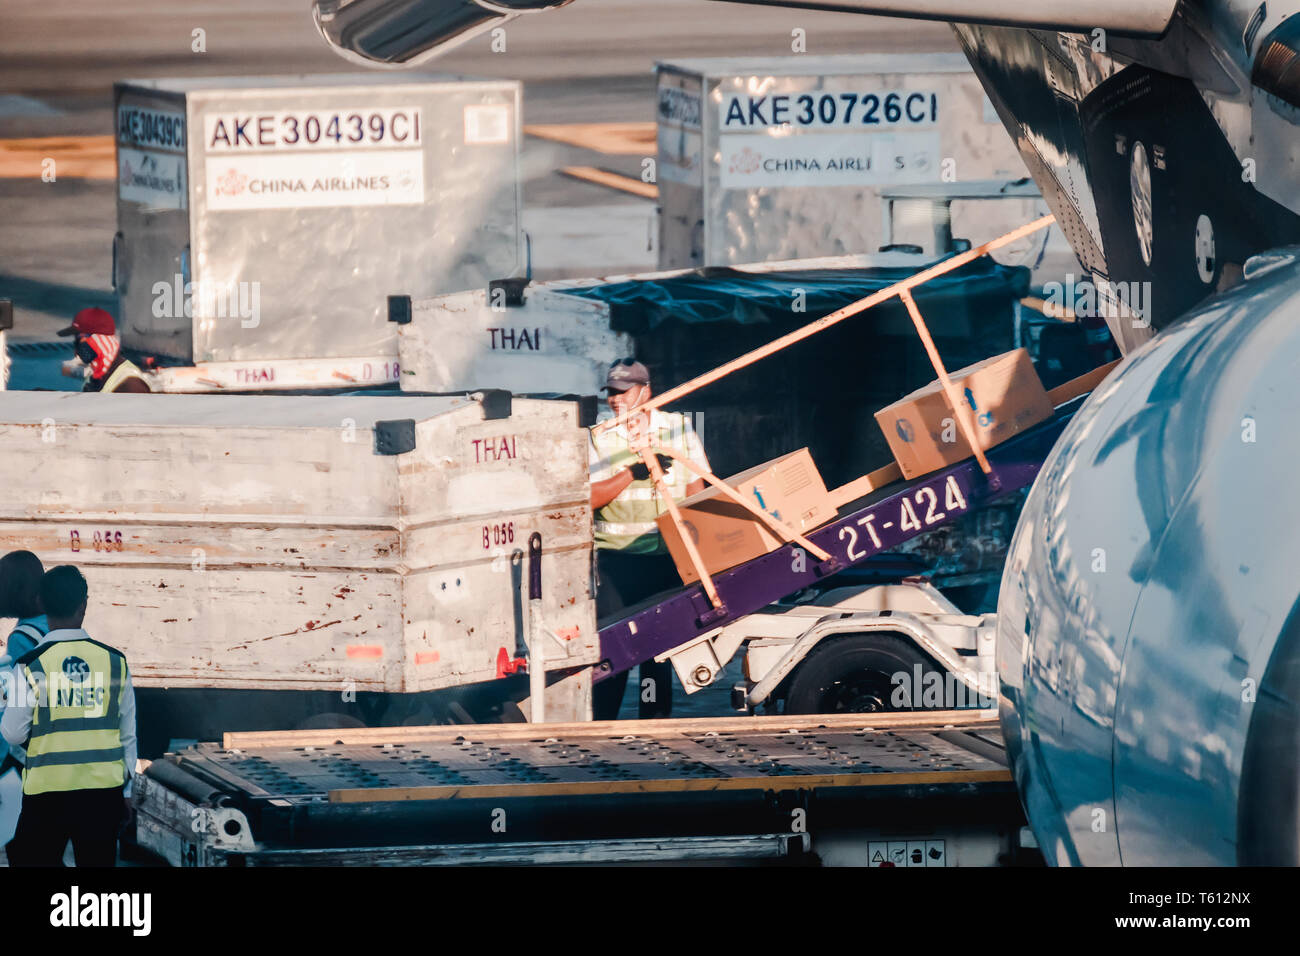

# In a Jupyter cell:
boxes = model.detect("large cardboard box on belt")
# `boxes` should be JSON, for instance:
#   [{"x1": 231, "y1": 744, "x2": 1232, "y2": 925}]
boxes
[
  {"x1": 874, "y1": 348, "x2": 1053, "y2": 479},
  {"x1": 657, "y1": 448, "x2": 835, "y2": 584}
]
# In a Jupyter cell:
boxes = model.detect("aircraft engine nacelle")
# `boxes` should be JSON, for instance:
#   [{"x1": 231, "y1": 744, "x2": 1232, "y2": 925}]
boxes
[
  {"x1": 998, "y1": 249, "x2": 1300, "y2": 865},
  {"x1": 312, "y1": 0, "x2": 574, "y2": 67}
]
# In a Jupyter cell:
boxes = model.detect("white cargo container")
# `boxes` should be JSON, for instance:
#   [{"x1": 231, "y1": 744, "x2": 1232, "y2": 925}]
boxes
[
  {"x1": 0, "y1": 392, "x2": 596, "y2": 701},
  {"x1": 655, "y1": 54, "x2": 1039, "y2": 269},
  {"x1": 395, "y1": 284, "x2": 634, "y2": 395},
  {"x1": 112, "y1": 74, "x2": 523, "y2": 390}
]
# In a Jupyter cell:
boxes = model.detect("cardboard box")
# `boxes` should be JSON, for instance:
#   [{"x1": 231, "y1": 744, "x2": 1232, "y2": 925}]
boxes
[
  {"x1": 874, "y1": 349, "x2": 1054, "y2": 479},
  {"x1": 657, "y1": 448, "x2": 835, "y2": 584}
]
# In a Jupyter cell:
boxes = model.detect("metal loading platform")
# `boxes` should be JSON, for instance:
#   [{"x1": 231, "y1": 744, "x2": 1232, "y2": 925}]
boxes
[{"x1": 136, "y1": 711, "x2": 1026, "y2": 866}]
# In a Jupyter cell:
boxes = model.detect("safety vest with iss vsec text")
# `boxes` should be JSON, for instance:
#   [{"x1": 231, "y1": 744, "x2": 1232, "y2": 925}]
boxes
[{"x1": 15, "y1": 639, "x2": 129, "y2": 796}]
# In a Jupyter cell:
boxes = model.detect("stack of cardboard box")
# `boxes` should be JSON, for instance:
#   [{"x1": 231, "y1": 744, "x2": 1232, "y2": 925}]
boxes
[{"x1": 656, "y1": 350, "x2": 1111, "y2": 585}]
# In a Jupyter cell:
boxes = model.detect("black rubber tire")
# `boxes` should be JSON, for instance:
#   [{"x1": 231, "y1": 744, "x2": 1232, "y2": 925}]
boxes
[{"x1": 783, "y1": 634, "x2": 943, "y2": 716}]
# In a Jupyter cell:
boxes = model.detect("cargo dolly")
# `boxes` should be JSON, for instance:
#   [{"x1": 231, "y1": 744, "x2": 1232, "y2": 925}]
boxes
[{"x1": 135, "y1": 709, "x2": 1032, "y2": 866}]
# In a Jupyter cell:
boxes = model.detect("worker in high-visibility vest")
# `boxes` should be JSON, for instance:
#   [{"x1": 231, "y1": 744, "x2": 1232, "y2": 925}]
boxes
[
  {"x1": 58, "y1": 307, "x2": 151, "y2": 394},
  {"x1": 2, "y1": 565, "x2": 136, "y2": 867},
  {"x1": 589, "y1": 359, "x2": 710, "y2": 719}
]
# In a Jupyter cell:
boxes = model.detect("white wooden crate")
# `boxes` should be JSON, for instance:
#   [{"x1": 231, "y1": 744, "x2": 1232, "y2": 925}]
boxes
[{"x1": 0, "y1": 392, "x2": 596, "y2": 693}]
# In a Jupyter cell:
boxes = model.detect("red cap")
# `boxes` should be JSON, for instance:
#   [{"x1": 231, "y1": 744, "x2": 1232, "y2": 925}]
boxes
[{"x1": 57, "y1": 307, "x2": 116, "y2": 337}]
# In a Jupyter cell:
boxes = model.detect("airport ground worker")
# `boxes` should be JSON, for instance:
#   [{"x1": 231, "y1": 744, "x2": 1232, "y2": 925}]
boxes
[
  {"x1": 0, "y1": 550, "x2": 50, "y2": 847},
  {"x1": 58, "y1": 307, "x2": 151, "y2": 394},
  {"x1": 2, "y1": 565, "x2": 136, "y2": 867},
  {"x1": 589, "y1": 359, "x2": 710, "y2": 720}
]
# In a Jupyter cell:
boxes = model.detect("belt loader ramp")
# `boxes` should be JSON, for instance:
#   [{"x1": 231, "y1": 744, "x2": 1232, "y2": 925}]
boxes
[
  {"x1": 583, "y1": 214, "x2": 1102, "y2": 701},
  {"x1": 596, "y1": 383, "x2": 1101, "y2": 704}
]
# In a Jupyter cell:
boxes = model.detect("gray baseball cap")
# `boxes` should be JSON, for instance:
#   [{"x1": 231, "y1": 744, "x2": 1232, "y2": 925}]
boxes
[{"x1": 604, "y1": 358, "x2": 650, "y2": 392}]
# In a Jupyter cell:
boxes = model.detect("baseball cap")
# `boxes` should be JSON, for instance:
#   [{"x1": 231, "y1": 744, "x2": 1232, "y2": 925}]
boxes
[
  {"x1": 604, "y1": 358, "x2": 650, "y2": 392},
  {"x1": 57, "y1": 307, "x2": 116, "y2": 338}
]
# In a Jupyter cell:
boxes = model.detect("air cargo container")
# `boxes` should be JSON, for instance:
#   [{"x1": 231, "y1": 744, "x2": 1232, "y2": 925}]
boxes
[
  {"x1": 655, "y1": 54, "x2": 1046, "y2": 271},
  {"x1": 111, "y1": 74, "x2": 522, "y2": 391},
  {"x1": 0, "y1": 391, "x2": 596, "y2": 749}
]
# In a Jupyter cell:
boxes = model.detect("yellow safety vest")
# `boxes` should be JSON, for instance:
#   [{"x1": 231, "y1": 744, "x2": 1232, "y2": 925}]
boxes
[
  {"x1": 98, "y1": 359, "x2": 147, "y2": 394},
  {"x1": 17, "y1": 639, "x2": 128, "y2": 796},
  {"x1": 590, "y1": 410, "x2": 698, "y2": 555}
]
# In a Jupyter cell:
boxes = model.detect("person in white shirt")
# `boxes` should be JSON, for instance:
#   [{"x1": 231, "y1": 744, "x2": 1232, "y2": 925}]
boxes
[{"x1": 588, "y1": 359, "x2": 710, "y2": 719}]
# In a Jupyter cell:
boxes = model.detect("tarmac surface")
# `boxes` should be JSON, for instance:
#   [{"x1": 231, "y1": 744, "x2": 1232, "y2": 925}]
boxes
[{"x1": 0, "y1": 0, "x2": 956, "y2": 341}]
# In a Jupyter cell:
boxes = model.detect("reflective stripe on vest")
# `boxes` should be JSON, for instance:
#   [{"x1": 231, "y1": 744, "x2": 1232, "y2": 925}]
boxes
[
  {"x1": 590, "y1": 411, "x2": 694, "y2": 554},
  {"x1": 101, "y1": 359, "x2": 147, "y2": 394},
  {"x1": 21, "y1": 641, "x2": 126, "y2": 795},
  {"x1": 7, "y1": 621, "x2": 46, "y2": 660},
  {"x1": 593, "y1": 519, "x2": 662, "y2": 537}
]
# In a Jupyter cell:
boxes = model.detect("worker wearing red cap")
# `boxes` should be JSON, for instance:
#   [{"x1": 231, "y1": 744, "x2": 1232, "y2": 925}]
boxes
[{"x1": 57, "y1": 308, "x2": 150, "y2": 394}]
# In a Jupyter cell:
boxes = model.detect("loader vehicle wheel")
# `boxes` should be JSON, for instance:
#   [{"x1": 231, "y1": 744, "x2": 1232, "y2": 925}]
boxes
[{"x1": 783, "y1": 634, "x2": 943, "y2": 715}]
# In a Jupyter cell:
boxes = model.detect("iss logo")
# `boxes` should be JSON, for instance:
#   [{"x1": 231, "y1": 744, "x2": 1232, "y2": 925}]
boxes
[
  {"x1": 728, "y1": 147, "x2": 762, "y2": 175},
  {"x1": 62, "y1": 657, "x2": 91, "y2": 683},
  {"x1": 214, "y1": 168, "x2": 248, "y2": 197}
]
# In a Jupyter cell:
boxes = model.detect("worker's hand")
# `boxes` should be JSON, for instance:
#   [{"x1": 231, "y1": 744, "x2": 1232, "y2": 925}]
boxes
[{"x1": 627, "y1": 454, "x2": 676, "y2": 482}]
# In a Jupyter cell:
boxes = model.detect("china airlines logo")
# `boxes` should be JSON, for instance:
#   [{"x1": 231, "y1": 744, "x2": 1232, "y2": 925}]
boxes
[
  {"x1": 214, "y1": 168, "x2": 248, "y2": 196},
  {"x1": 728, "y1": 147, "x2": 762, "y2": 175}
]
